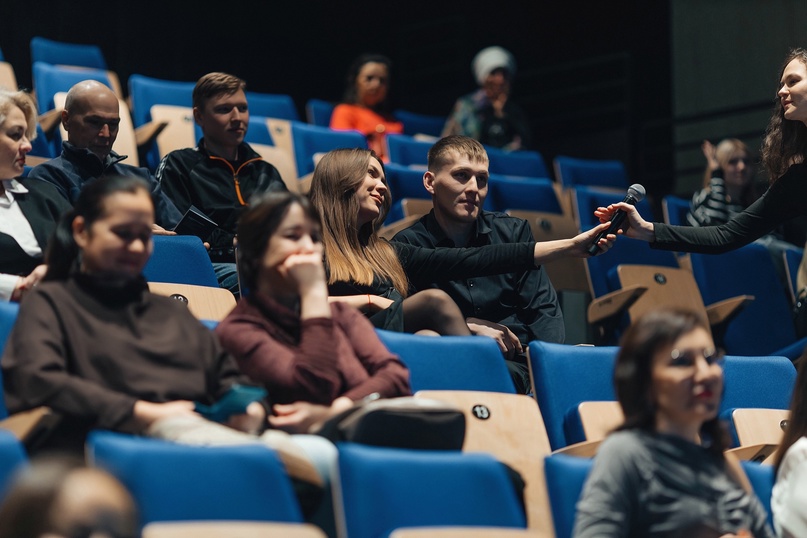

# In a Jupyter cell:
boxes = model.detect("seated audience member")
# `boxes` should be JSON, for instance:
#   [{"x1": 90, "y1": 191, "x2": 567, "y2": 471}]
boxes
[
  {"x1": 307, "y1": 148, "x2": 615, "y2": 337},
  {"x1": 28, "y1": 80, "x2": 181, "y2": 232},
  {"x1": 0, "y1": 88, "x2": 71, "y2": 301},
  {"x1": 393, "y1": 135, "x2": 563, "y2": 393},
  {"x1": 573, "y1": 308, "x2": 773, "y2": 538},
  {"x1": 156, "y1": 72, "x2": 288, "y2": 294},
  {"x1": 772, "y1": 354, "x2": 807, "y2": 537},
  {"x1": 1, "y1": 175, "x2": 330, "y2": 495},
  {"x1": 216, "y1": 191, "x2": 411, "y2": 434},
  {"x1": 0, "y1": 455, "x2": 138, "y2": 538},
  {"x1": 688, "y1": 139, "x2": 759, "y2": 227},
  {"x1": 442, "y1": 46, "x2": 532, "y2": 151},
  {"x1": 330, "y1": 54, "x2": 403, "y2": 162}
]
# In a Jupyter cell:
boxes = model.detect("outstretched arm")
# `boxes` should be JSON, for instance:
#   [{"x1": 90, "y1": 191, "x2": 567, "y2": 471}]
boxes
[
  {"x1": 532, "y1": 221, "x2": 621, "y2": 264},
  {"x1": 593, "y1": 203, "x2": 657, "y2": 242}
]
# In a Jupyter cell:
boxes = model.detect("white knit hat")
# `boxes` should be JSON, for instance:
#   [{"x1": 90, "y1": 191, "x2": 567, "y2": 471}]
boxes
[{"x1": 472, "y1": 46, "x2": 516, "y2": 85}]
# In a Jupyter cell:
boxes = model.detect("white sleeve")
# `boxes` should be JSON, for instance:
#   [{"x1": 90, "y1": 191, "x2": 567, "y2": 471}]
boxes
[
  {"x1": 0, "y1": 274, "x2": 19, "y2": 301},
  {"x1": 773, "y1": 438, "x2": 807, "y2": 538}
]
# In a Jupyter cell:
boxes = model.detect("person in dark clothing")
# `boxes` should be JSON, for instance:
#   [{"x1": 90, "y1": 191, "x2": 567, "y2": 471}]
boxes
[
  {"x1": 393, "y1": 136, "x2": 564, "y2": 393},
  {"x1": 28, "y1": 80, "x2": 181, "y2": 231},
  {"x1": 0, "y1": 88, "x2": 71, "y2": 301},
  {"x1": 156, "y1": 72, "x2": 287, "y2": 294}
]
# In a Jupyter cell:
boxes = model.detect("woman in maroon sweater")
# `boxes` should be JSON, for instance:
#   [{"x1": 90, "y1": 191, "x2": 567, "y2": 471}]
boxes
[{"x1": 216, "y1": 191, "x2": 410, "y2": 434}]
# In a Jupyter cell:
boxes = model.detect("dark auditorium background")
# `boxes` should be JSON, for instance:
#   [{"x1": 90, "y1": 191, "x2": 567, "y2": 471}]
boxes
[{"x1": 4, "y1": 0, "x2": 807, "y2": 214}]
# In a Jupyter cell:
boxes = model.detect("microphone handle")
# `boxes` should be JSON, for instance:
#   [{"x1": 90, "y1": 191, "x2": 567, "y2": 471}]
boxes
[{"x1": 586, "y1": 208, "x2": 629, "y2": 256}]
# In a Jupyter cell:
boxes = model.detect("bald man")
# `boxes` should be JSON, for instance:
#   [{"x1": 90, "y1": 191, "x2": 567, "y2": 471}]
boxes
[{"x1": 29, "y1": 80, "x2": 181, "y2": 230}]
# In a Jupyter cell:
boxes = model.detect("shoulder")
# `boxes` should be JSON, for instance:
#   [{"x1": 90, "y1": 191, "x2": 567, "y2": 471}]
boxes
[
  {"x1": 391, "y1": 218, "x2": 430, "y2": 244},
  {"x1": 215, "y1": 299, "x2": 265, "y2": 340},
  {"x1": 19, "y1": 177, "x2": 68, "y2": 199},
  {"x1": 157, "y1": 149, "x2": 200, "y2": 173},
  {"x1": 482, "y1": 211, "x2": 531, "y2": 239},
  {"x1": 780, "y1": 436, "x2": 807, "y2": 475}
]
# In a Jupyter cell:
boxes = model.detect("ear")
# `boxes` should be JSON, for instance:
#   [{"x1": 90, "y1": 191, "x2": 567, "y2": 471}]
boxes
[
  {"x1": 192, "y1": 106, "x2": 203, "y2": 126},
  {"x1": 423, "y1": 171, "x2": 436, "y2": 196},
  {"x1": 61, "y1": 109, "x2": 70, "y2": 130},
  {"x1": 72, "y1": 216, "x2": 89, "y2": 250}
]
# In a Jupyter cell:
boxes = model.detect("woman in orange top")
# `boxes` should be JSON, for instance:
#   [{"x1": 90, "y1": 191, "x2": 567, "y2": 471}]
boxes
[{"x1": 330, "y1": 54, "x2": 403, "y2": 162}]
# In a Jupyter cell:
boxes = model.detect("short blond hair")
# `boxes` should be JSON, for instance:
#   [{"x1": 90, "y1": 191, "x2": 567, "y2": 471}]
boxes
[
  {"x1": 427, "y1": 135, "x2": 488, "y2": 172},
  {"x1": 0, "y1": 88, "x2": 37, "y2": 141}
]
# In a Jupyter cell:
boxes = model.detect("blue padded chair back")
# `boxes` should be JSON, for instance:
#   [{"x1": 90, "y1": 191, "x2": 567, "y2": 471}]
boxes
[
  {"x1": 662, "y1": 195, "x2": 692, "y2": 226},
  {"x1": 143, "y1": 235, "x2": 219, "y2": 287},
  {"x1": 0, "y1": 302, "x2": 20, "y2": 419},
  {"x1": 30, "y1": 123, "x2": 58, "y2": 160},
  {"x1": 528, "y1": 341, "x2": 619, "y2": 450},
  {"x1": 486, "y1": 147, "x2": 549, "y2": 178},
  {"x1": 689, "y1": 242, "x2": 807, "y2": 359},
  {"x1": 305, "y1": 98, "x2": 335, "y2": 127},
  {"x1": 245, "y1": 91, "x2": 299, "y2": 121},
  {"x1": 543, "y1": 454, "x2": 593, "y2": 538},
  {"x1": 31, "y1": 36, "x2": 107, "y2": 70},
  {"x1": 32, "y1": 62, "x2": 113, "y2": 114},
  {"x1": 386, "y1": 134, "x2": 432, "y2": 167},
  {"x1": 486, "y1": 175, "x2": 563, "y2": 214},
  {"x1": 376, "y1": 329, "x2": 516, "y2": 393},
  {"x1": 573, "y1": 184, "x2": 653, "y2": 231},
  {"x1": 336, "y1": 443, "x2": 526, "y2": 538},
  {"x1": 393, "y1": 109, "x2": 446, "y2": 137},
  {"x1": 0, "y1": 430, "x2": 28, "y2": 501},
  {"x1": 128, "y1": 74, "x2": 196, "y2": 171},
  {"x1": 383, "y1": 162, "x2": 429, "y2": 201},
  {"x1": 554, "y1": 156, "x2": 628, "y2": 190},
  {"x1": 291, "y1": 122, "x2": 367, "y2": 177},
  {"x1": 740, "y1": 460, "x2": 775, "y2": 527},
  {"x1": 243, "y1": 115, "x2": 274, "y2": 146},
  {"x1": 87, "y1": 431, "x2": 302, "y2": 525}
]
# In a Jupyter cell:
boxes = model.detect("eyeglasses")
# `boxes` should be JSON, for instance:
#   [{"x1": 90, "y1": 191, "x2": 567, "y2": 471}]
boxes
[{"x1": 669, "y1": 347, "x2": 725, "y2": 368}]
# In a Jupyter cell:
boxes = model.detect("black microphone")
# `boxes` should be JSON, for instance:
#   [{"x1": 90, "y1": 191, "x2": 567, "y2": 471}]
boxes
[{"x1": 587, "y1": 183, "x2": 646, "y2": 256}]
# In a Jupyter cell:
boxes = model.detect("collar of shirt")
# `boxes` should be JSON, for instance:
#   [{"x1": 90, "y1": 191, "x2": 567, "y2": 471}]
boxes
[
  {"x1": 423, "y1": 209, "x2": 492, "y2": 247},
  {"x1": 1, "y1": 179, "x2": 28, "y2": 205}
]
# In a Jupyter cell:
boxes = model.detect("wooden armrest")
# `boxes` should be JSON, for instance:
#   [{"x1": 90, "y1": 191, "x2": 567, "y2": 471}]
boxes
[
  {"x1": 143, "y1": 521, "x2": 327, "y2": 538},
  {"x1": 135, "y1": 120, "x2": 169, "y2": 147},
  {"x1": 725, "y1": 443, "x2": 778, "y2": 464},
  {"x1": 38, "y1": 108, "x2": 63, "y2": 136},
  {"x1": 378, "y1": 214, "x2": 423, "y2": 240},
  {"x1": 0, "y1": 407, "x2": 59, "y2": 446},
  {"x1": 587, "y1": 285, "x2": 647, "y2": 325},
  {"x1": 552, "y1": 439, "x2": 602, "y2": 458},
  {"x1": 390, "y1": 528, "x2": 548, "y2": 538},
  {"x1": 705, "y1": 295, "x2": 754, "y2": 327}
]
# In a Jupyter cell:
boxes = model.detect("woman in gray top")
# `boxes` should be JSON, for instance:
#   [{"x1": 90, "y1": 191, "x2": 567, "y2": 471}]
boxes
[{"x1": 573, "y1": 308, "x2": 773, "y2": 537}]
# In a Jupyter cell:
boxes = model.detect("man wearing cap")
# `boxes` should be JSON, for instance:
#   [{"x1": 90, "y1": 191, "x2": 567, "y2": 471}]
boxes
[{"x1": 442, "y1": 46, "x2": 532, "y2": 151}]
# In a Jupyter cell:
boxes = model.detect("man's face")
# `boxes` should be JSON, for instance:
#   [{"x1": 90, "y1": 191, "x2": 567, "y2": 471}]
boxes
[
  {"x1": 62, "y1": 91, "x2": 120, "y2": 160},
  {"x1": 424, "y1": 151, "x2": 489, "y2": 224},
  {"x1": 194, "y1": 89, "x2": 249, "y2": 150}
]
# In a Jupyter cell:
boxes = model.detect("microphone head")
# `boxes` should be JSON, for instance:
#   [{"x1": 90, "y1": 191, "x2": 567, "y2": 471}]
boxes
[{"x1": 627, "y1": 184, "x2": 646, "y2": 202}]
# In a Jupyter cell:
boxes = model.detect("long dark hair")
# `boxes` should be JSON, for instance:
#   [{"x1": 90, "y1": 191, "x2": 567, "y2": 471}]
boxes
[
  {"x1": 44, "y1": 176, "x2": 154, "y2": 281},
  {"x1": 341, "y1": 53, "x2": 393, "y2": 113},
  {"x1": 774, "y1": 353, "x2": 807, "y2": 474},
  {"x1": 614, "y1": 307, "x2": 728, "y2": 458},
  {"x1": 761, "y1": 48, "x2": 807, "y2": 182},
  {"x1": 237, "y1": 191, "x2": 321, "y2": 293}
]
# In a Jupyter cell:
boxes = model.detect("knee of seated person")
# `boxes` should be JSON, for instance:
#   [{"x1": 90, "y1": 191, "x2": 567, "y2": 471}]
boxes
[{"x1": 416, "y1": 289, "x2": 456, "y2": 314}]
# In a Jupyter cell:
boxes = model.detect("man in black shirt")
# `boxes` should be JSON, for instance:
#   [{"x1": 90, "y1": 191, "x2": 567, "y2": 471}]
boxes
[{"x1": 393, "y1": 135, "x2": 564, "y2": 393}]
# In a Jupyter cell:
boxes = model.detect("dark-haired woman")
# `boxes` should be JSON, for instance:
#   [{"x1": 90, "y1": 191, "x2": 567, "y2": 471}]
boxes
[
  {"x1": 573, "y1": 308, "x2": 773, "y2": 537},
  {"x1": 1, "y1": 176, "x2": 326, "y2": 490},
  {"x1": 330, "y1": 54, "x2": 403, "y2": 162}
]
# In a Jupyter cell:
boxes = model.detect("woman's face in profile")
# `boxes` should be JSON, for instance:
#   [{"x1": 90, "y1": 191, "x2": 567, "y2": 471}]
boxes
[
  {"x1": 650, "y1": 326, "x2": 724, "y2": 437},
  {"x1": 0, "y1": 106, "x2": 32, "y2": 180},
  {"x1": 355, "y1": 62, "x2": 390, "y2": 108},
  {"x1": 73, "y1": 190, "x2": 155, "y2": 279}
]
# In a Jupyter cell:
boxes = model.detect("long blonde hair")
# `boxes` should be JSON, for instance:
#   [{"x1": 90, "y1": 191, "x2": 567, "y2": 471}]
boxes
[{"x1": 308, "y1": 148, "x2": 409, "y2": 296}]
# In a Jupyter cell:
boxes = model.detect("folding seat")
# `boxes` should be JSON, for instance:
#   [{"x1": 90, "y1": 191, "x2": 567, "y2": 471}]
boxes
[
  {"x1": 375, "y1": 330, "x2": 516, "y2": 393},
  {"x1": 32, "y1": 61, "x2": 115, "y2": 115},
  {"x1": 143, "y1": 235, "x2": 219, "y2": 288},
  {"x1": 572, "y1": 183, "x2": 653, "y2": 232},
  {"x1": 393, "y1": 109, "x2": 446, "y2": 138},
  {"x1": 783, "y1": 247, "x2": 803, "y2": 305},
  {"x1": 245, "y1": 91, "x2": 299, "y2": 122},
  {"x1": 30, "y1": 36, "x2": 107, "y2": 70},
  {"x1": 305, "y1": 98, "x2": 335, "y2": 127},
  {"x1": 87, "y1": 431, "x2": 303, "y2": 526},
  {"x1": 689, "y1": 241, "x2": 807, "y2": 359},
  {"x1": 334, "y1": 443, "x2": 527, "y2": 538},
  {"x1": 290, "y1": 122, "x2": 367, "y2": 178},
  {"x1": 147, "y1": 282, "x2": 236, "y2": 321},
  {"x1": 661, "y1": 194, "x2": 692, "y2": 226},
  {"x1": 553, "y1": 155, "x2": 628, "y2": 191},
  {"x1": 485, "y1": 147, "x2": 549, "y2": 179},
  {"x1": 527, "y1": 341, "x2": 619, "y2": 450},
  {"x1": 142, "y1": 521, "x2": 326, "y2": 537},
  {"x1": 485, "y1": 175, "x2": 563, "y2": 214},
  {"x1": 0, "y1": 430, "x2": 28, "y2": 501},
  {"x1": 385, "y1": 134, "x2": 432, "y2": 167}
]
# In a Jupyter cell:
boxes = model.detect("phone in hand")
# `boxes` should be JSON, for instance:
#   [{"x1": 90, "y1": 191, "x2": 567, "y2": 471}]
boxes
[{"x1": 194, "y1": 384, "x2": 267, "y2": 423}]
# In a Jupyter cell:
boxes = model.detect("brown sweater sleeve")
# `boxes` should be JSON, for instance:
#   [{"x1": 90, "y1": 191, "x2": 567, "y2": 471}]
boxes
[{"x1": 3, "y1": 288, "x2": 137, "y2": 429}]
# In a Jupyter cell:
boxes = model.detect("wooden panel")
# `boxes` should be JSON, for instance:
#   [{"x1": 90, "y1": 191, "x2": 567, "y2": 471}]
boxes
[
  {"x1": 143, "y1": 521, "x2": 326, "y2": 538},
  {"x1": 148, "y1": 282, "x2": 236, "y2": 321}
]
